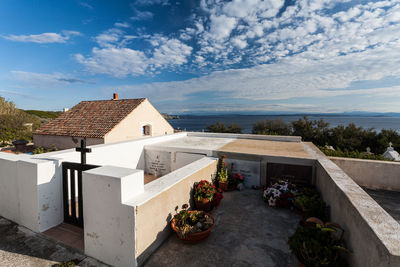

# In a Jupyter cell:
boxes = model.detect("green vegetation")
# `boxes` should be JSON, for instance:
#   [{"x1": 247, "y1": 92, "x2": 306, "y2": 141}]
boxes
[
  {"x1": 32, "y1": 145, "x2": 58, "y2": 154},
  {"x1": 318, "y1": 146, "x2": 389, "y2": 161},
  {"x1": 24, "y1": 110, "x2": 61, "y2": 119},
  {"x1": 251, "y1": 117, "x2": 399, "y2": 159},
  {"x1": 0, "y1": 97, "x2": 42, "y2": 143},
  {"x1": 206, "y1": 121, "x2": 242, "y2": 133}
]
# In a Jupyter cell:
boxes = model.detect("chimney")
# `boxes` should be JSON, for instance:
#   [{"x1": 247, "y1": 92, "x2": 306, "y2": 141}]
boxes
[{"x1": 113, "y1": 93, "x2": 118, "y2": 100}]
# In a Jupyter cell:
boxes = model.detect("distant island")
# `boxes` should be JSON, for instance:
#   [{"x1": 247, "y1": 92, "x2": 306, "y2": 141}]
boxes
[{"x1": 162, "y1": 113, "x2": 179, "y2": 120}]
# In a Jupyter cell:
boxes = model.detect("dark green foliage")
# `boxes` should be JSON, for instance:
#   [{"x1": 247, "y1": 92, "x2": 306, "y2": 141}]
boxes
[
  {"x1": 252, "y1": 116, "x2": 400, "y2": 160},
  {"x1": 252, "y1": 118, "x2": 292, "y2": 135},
  {"x1": 24, "y1": 110, "x2": 61, "y2": 119},
  {"x1": 288, "y1": 219, "x2": 348, "y2": 267},
  {"x1": 295, "y1": 193, "x2": 328, "y2": 221},
  {"x1": 319, "y1": 146, "x2": 390, "y2": 161},
  {"x1": 206, "y1": 121, "x2": 242, "y2": 133},
  {"x1": 0, "y1": 97, "x2": 42, "y2": 142},
  {"x1": 32, "y1": 145, "x2": 58, "y2": 154}
]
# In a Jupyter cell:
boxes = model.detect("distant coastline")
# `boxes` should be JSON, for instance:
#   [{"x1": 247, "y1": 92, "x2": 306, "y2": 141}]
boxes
[{"x1": 168, "y1": 114, "x2": 400, "y2": 133}]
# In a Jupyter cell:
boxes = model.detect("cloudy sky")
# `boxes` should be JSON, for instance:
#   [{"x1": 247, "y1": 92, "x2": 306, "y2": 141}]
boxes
[{"x1": 1, "y1": 0, "x2": 400, "y2": 114}]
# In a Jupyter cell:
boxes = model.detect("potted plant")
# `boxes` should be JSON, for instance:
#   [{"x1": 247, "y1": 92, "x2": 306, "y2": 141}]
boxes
[
  {"x1": 288, "y1": 217, "x2": 348, "y2": 267},
  {"x1": 217, "y1": 156, "x2": 229, "y2": 191},
  {"x1": 263, "y1": 180, "x2": 298, "y2": 208},
  {"x1": 231, "y1": 172, "x2": 245, "y2": 189},
  {"x1": 171, "y1": 204, "x2": 215, "y2": 243},
  {"x1": 194, "y1": 180, "x2": 217, "y2": 211},
  {"x1": 294, "y1": 191, "x2": 328, "y2": 221}
]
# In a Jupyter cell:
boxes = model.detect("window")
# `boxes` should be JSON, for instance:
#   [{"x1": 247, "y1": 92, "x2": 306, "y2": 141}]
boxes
[{"x1": 142, "y1": 125, "x2": 152, "y2": 136}]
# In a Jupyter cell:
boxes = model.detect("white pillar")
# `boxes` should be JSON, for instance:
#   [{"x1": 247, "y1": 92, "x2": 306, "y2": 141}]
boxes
[{"x1": 83, "y1": 166, "x2": 144, "y2": 267}]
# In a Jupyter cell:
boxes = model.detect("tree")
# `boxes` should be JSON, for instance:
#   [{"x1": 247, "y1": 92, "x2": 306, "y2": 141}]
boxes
[
  {"x1": 252, "y1": 118, "x2": 292, "y2": 135},
  {"x1": 206, "y1": 121, "x2": 242, "y2": 133}
]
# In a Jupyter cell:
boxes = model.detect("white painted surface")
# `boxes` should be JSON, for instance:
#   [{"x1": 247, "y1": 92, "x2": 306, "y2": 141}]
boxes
[
  {"x1": 83, "y1": 166, "x2": 144, "y2": 267},
  {"x1": 147, "y1": 136, "x2": 234, "y2": 153},
  {"x1": 187, "y1": 132, "x2": 302, "y2": 142},
  {"x1": 172, "y1": 152, "x2": 206, "y2": 171},
  {"x1": 144, "y1": 150, "x2": 171, "y2": 177},
  {"x1": 225, "y1": 158, "x2": 261, "y2": 187},
  {"x1": 126, "y1": 157, "x2": 217, "y2": 206},
  {"x1": 0, "y1": 154, "x2": 62, "y2": 233}
]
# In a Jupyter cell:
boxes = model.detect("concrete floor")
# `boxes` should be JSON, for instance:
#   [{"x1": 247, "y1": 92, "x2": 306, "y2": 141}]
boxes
[
  {"x1": 0, "y1": 217, "x2": 108, "y2": 267},
  {"x1": 364, "y1": 188, "x2": 400, "y2": 224},
  {"x1": 144, "y1": 189, "x2": 300, "y2": 267}
]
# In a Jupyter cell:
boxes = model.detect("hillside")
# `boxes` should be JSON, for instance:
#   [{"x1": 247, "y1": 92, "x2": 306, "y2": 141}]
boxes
[{"x1": 0, "y1": 97, "x2": 42, "y2": 144}]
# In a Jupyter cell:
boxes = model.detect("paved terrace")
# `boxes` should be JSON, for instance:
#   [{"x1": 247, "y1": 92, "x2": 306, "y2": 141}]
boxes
[
  {"x1": 0, "y1": 217, "x2": 108, "y2": 267},
  {"x1": 144, "y1": 189, "x2": 300, "y2": 267}
]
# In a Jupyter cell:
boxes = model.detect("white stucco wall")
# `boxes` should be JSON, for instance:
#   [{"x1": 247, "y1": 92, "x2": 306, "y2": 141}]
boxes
[
  {"x1": 83, "y1": 166, "x2": 144, "y2": 267},
  {"x1": 0, "y1": 154, "x2": 62, "y2": 232},
  {"x1": 104, "y1": 99, "x2": 174, "y2": 143},
  {"x1": 329, "y1": 157, "x2": 400, "y2": 191}
]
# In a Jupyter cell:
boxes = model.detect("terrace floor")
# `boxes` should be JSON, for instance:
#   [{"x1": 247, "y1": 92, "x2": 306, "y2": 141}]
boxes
[
  {"x1": 364, "y1": 188, "x2": 400, "y2": 224},
  {"x1": 144, "y1": 189, "x2": 300, "y2": 267}
]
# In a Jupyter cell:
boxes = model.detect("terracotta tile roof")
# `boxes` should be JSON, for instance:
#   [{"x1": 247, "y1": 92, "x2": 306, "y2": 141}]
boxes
[{"x1": 34, "y1": 98, "x2": 146, "y2": 138}]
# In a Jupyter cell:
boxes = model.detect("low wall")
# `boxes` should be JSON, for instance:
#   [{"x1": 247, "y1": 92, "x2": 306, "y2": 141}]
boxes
[
  {"x1": 83, "y1": 166, "x2": 144, "y2": 267},
  {"x1": 330, "y1": 157, "x2": 400, "y2": 191},
  {"x1": 187, "y1": 132, "x2": 302, "y2": 142},
  {"x1": 304, "y1": 143, "x2": 400, "y2": 267},
  {"x1": 127, "y1": 157, "x2": 218, "y2": 266},
  {"x1": 0, "y1": 153, "x2": 62, "y2": 232}
]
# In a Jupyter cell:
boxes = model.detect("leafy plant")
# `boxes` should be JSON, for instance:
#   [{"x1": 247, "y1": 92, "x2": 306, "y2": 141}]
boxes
[
  {"x1": 217, "y1": 155, "x2": 228, "y2": 183},
  {"x1": 32, "y1": 145, "x2": 58, "y2": 154},
  {"x1": 288, "y1": 217, "x2": 348, "y2": 267},
  {"x1": 295, "y1": 192, "x2": 328, "y2": 221},
  {"x1": 194, "y1": 180, "x2": 217, "y2": 202},
  {"x1": 206, "y1": 121, "x2": 242, "y2": 133},
  {"x1": 172, "y1": 204, "x2": 214, "y2": 238}
]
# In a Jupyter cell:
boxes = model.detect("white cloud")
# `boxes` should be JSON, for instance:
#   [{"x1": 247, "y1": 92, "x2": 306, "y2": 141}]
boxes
[
  {"x1": 2, "y1": 31, "x2": 82, "y2": 44},
  {"x1": 77, "y1": 31, "x2": 192, "y2": 77},
  {"x1": 11, "y1": 71, "x2": 89, "y2": 87},
  {"x1": 130, "y1": 8, "x2": 153, "y2": 21},
  {"x1": 76, "y1": 48, "x2": 149, "y2": 77},
  {"x1": 114, "y1": 22, "x2": 130, "y2": 28}
]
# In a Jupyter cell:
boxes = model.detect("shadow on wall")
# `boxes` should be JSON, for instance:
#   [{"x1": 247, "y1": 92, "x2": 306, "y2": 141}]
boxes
[{"x1": 137, "y1": 185, "x2": 197, "y2": 266}]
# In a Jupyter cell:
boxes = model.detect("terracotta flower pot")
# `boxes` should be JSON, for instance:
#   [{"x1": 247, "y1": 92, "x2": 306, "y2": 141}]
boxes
[
  {"x1": 219, "y1": 181, "x2": 228, "y2": 191},
  {"x1": 171, "y1": 211, "x2": 215, "y2": 244},
  {"x1": 195, "y1": 198, "x2": 213, "y2": 211}
]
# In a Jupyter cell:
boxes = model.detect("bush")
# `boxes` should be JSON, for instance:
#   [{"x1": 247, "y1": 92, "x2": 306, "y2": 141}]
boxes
[
  {"x1": 252, "y1": 118, "x2": 291, "y2": 135},
  {"x1": 318, "y1": 146, "x2": 390, "y2": 161},
  {"x1": 206, "y1": 121, "x2": 242, "y2": 133}
]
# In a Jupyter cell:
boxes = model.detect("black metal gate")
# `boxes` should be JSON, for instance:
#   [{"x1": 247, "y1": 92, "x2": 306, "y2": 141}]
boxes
[{"x1": 62, "y1": 162, "x2": 99, "y2": 227}]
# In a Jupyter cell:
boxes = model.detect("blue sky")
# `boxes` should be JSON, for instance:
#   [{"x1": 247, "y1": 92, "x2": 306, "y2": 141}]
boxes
[{"x1": 1, "y1": 0, "x2": 400, "y2": 114}]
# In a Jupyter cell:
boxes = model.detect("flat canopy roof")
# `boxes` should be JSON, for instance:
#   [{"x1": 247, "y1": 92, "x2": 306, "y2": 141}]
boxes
[{"x1": 146, "y1": 135, "x2": 314, "y2": 160}]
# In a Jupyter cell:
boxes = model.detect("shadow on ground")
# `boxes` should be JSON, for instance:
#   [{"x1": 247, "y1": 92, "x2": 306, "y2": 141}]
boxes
[
  {"x1": 0, "y1": 218, "x2": 108, "y2": 267},
  {"x1": 144, "y1": 189, "x2": 300, "y2": 267}
]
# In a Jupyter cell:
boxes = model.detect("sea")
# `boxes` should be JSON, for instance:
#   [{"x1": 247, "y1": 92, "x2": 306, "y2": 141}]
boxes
[{"x1": 168, "y1": 115, "x2": 400, "y2": 134}]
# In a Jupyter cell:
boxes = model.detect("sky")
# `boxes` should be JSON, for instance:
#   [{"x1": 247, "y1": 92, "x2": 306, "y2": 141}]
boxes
[{"x1": 1, "y1": 0, "x2": 400, "y2": 114}]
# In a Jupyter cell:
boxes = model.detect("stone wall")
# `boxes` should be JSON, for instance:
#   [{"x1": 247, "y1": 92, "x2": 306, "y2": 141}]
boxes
[
  {"x1": 304, "y1": 143, "x2": 400, "y2": 267},
  {"x1": 330, "y1": 156, "x2": 400, "y2": 191}
]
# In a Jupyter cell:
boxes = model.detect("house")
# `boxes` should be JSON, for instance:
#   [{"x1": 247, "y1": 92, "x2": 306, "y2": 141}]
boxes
[{"x1": 33, "y1": 94, "x2": 174, "y2": 149}]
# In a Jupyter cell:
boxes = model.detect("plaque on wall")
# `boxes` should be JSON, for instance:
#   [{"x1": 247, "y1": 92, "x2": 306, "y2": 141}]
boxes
[
  {"x1": 225, "y1": 159, "x2": 261, "y2": 187},
  {"x1": 145, "y1": 150, "x2": 171, "y2": 177}
]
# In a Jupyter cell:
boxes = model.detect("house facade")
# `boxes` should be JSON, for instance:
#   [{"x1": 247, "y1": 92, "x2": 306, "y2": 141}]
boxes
[{"x1": 33, "y1": 95, "x2": 174, "y2": 149}]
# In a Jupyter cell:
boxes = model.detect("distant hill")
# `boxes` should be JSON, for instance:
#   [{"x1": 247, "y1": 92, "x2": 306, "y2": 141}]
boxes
[
  {"x1": 23, "y1": 110, "x2": 61, "y2": 119},
  {"x1": 0, "y1": 97, "x2": 42, "y2": 144}
]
